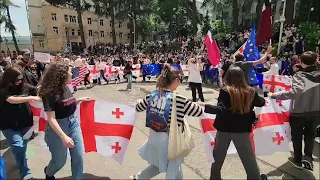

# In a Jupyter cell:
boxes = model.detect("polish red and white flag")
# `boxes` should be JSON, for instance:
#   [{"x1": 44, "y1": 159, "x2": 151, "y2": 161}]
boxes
[{"x1": 27, "y1": 101, "x2": 136, "y2": 163}]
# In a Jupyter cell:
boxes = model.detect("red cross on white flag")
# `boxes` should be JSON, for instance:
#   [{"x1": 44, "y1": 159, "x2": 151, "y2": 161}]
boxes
[{"x1": 28, "y1": 101, "x2": 136, "y2": 163}]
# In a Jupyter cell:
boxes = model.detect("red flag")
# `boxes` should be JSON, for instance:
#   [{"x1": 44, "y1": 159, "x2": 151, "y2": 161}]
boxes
[
  {"x1": 204, "y1": 30, "x2": 220, "y2": 67},
  {"x1": 256, "y1": 0, "x2": 272, "y2": 46}
]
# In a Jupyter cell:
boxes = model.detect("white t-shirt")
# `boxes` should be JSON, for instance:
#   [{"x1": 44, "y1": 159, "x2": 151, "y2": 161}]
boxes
[
  {"x1": 263, "y1": 63, "x2": 279, "y2": 75},
  {"x1": 187, "y1": 63, "x2": 202, "y2": 83}
]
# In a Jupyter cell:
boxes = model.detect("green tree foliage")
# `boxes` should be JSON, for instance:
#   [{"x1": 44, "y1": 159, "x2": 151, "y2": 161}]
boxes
[
  {"x1": 45, "y1": 0, "x2": 91, "y2": 48},
  {"x1": 201, "y1": 11, "x2": 211, "y2": 36},
  {"x1": 0, "y1": 0, "x2": 20, "y2": 52},
  {"x1": 298, "y1": 22, "x2": 320, "y2": 51}
]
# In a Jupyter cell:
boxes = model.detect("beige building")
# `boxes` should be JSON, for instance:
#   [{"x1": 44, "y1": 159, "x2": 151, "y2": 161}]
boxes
[{"x1": 28, "y1": 0, "x2": 131, "y2": 53}]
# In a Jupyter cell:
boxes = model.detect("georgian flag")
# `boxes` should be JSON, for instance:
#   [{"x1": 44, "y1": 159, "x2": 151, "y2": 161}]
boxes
[
  {"x1": 263, "y1": 75, "x2": 292, "y2": 93},
  {"x1": 27, "y1": 101, "x2": 136, "y2": 163},
  {"x1": 200, "y1": 75, "x2": 292, "y2": 163}
]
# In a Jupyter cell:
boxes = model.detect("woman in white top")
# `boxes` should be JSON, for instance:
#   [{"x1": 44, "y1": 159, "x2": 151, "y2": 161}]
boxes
[
  {"x1": 263, "y1": 57, "x2": 279, "y2": 75},
  {"x1": 187, "y1": 58, "x2": 204, "y2": 102}
]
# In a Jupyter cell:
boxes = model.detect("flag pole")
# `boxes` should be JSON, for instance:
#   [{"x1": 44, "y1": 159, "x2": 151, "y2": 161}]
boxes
[{"x1": 277, "y1": 0, "x2": 287, "y2": 55}]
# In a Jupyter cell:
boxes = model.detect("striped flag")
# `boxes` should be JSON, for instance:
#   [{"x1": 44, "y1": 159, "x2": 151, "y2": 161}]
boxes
[{"x1": 71, "y1": 66, "x2": 87, "y2": 87}]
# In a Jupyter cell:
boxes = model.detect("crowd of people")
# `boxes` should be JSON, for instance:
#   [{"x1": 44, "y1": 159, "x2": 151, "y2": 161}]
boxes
[{"x1": 0, "y1": 29, "x2": 320, "y2": 180}]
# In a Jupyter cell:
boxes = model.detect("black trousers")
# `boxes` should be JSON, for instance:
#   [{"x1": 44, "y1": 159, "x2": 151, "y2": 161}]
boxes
[
  {"x1": 84, "y1": 73, "x2": 90, "y2": 85},
  {"x1": 290, "y1": 116, "x2": 320, "y2": 162},
  {"x1": 189, "y1": 82, "x2": 204, "y2": 102}
]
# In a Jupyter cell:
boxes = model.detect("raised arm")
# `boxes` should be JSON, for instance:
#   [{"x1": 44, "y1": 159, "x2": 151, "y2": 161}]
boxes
[
  {"x1": 136, "y1": 94, "x2": 150, "y2": 112},
  {"x1": 252, "y1": 45, "x2": 273, "y2": 66}
]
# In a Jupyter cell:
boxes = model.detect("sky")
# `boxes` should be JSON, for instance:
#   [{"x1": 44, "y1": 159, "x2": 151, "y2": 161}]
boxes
[{"x1": 1, "y1": 0, "x2": 31, "y2": 37}]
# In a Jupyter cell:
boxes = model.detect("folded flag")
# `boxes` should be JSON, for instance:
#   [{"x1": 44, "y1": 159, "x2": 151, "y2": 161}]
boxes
[{"x1": 28, "y1": 101, "x2": 136, "y2": 163}]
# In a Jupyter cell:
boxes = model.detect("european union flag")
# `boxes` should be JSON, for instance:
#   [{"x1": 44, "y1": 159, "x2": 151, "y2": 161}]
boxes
[
  {"x1": 142, "y1": 64, "x2": 160, "y2": 76},
  {"x1": 243, "y1": 26, "x2": 261, "y2": 85}
]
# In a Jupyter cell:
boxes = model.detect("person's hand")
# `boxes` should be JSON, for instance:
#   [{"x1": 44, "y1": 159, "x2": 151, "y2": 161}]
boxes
[
  {"x1": 80, "y1": 97, "x2": 93, "y2": 102},
  {"x1": 266, "y1": 45, "x2": 273, "y2": 54},
  {"x1": 61, "y1": 135, "x2": 74, "y2": 148},
  {"x1": 267, "y1": 92, "x2": 273, "y2": 98},
  {"x1": 197, "y1": 102, "x2": 205, "y2": 107},
  {"x1": 31, "y1": 96, "x2": 42, "y2": 102}
]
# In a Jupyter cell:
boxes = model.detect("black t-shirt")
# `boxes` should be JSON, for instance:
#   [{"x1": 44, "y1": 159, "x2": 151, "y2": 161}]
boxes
[
  {"x1": 0, "y1": 84, "x2": 36, "y2": 130},
  {"x1": 42, "y1": 87, "x2": 77, "y2": 119},
  {"x1": 221, "y1": 61, "x2": 253, "y2": 83}
]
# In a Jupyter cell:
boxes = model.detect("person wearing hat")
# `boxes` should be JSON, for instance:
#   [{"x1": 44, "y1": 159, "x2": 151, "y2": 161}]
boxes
[{"x1": 20, "y1": 49, "x2": 45, "y2": 85}]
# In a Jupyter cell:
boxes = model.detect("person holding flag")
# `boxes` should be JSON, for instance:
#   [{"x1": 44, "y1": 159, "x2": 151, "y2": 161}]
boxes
[{"x1": 268, "y1": 51, "x2": 320, "y2": 171}]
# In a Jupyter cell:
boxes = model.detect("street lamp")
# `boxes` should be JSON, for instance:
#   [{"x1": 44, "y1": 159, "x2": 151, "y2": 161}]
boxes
[{"x1": 128, "y1": 14, "x2": 136, "y2": 55}]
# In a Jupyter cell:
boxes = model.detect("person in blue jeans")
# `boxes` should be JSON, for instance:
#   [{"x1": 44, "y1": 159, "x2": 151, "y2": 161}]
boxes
[
  {"x1": 38, "y1": 62, "x2": 92, "y2": 180},
  {"x1": 0, "y1": 66, "x2": 41, "y2": 179}
]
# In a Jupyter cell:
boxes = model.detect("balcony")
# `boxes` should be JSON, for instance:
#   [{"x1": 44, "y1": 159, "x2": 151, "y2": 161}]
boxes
[{"x1": 32, "y1": 33, "x2": 46, "y2": 37}]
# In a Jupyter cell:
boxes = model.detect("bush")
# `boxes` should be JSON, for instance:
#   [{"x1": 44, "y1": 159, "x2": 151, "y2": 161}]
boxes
[{"x1": 298, "y1": 22, "x2": 320, "y2": 51}]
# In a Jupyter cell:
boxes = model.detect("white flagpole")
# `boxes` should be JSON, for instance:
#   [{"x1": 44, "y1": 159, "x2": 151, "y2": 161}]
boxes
[{"x1": 277, "y1": 0, "x2": 287, "y2": 55}]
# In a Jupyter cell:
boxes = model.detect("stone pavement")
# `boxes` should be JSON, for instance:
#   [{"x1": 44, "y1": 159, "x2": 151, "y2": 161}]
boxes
[{"x1": 1, "y1": 80, "x2": 319, "y2": 179}]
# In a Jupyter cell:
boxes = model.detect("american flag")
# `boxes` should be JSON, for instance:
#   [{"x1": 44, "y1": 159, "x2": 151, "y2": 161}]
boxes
[{"x1": 71, "y1": 66, "x2": 87, "y2": 87}]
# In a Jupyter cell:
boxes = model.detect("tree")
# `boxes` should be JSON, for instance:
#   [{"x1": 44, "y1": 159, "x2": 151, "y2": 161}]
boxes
[
  {"x1": 45, "y1": 0, "x2": 91, "y2": 49},
  {"x1": 0, "y1": 0, "x2": 20, "y2": 53},
  {"x1": 201, "y1": 11, "x2": 211, "y2": 35},
  {"x1": 93, "y1": 0, "x2": 117, "y2": 45}
]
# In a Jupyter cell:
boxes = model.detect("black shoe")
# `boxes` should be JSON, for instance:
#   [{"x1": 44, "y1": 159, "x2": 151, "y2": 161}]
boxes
[
  {"x1": 44, "y1": 166, "x2": 55, "y2": 180},
  {"x1": 302, "y1": 157, "x2": 314, "y2": 171},
  {"x1": 288, "y1": 157, "x2": 303, "y2": 170},
  {"x1": 260, "y1": 174, "x2": 268, "y2": 180}
]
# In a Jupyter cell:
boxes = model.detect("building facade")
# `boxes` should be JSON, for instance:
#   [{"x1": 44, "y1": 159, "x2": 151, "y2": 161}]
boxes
[{"x1": 27, "y1": 0, "x2": 131, "y2": 53}]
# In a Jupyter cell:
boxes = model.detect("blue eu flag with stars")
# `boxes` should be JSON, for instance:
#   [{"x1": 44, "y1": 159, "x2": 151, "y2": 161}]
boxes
[{"x1": 243, "y1": 26, "x2": 261, "y2": 85}]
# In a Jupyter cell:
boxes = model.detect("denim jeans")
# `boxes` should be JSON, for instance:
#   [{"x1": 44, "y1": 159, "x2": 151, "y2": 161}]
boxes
[
  {"x1": 2, "y1": 127, "x2": 32, "y2": 179},
  {"x1": 126, "y1": 74, "x2": 132, "y2": 90},
  {"x1": 45, "y1": 114, "x2": 84, "y2": 179}
]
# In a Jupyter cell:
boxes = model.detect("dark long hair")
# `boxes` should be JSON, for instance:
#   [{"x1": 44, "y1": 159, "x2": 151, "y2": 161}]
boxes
[
  {"x1": 38, "y1": 62, "x2": 69, "y2": 99},
  {"x1": 0, "y1": 66, "x2": 23, "y2": 89},
  {"x1": 223, "y1": 66, "x2": 255, "y2": 114}
]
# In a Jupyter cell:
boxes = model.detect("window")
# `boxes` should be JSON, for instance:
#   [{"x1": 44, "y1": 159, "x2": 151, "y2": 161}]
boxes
[
  {"x1": 78, "y1": 29, "x2": 80, "y2": 36},
  {"x1": 88, "y1": 18, "x2": 92, "y2": 24},
  {"x1": 109, "y1": 32, "x2": 112, "y2": 37},
  {"x1": 88, "y1": 30, "x2": 93, "y2": 36},
  {"x1": 127, "y1": 23, "x2": 130, "y2": 29},
  {"x1": 127, "y1": 33, "x2": 131, "y2": 40},
  {"x1": 69, "y1": 15, "x2": 73, "y2": 22},
  {"x1": 64, "y1": 15, "x2": 68, "y2": 22},
  {"x1": 71, "y1": 29, "x2": 75, "y2": 36},
  {"x1": 53, "y1": 27, "x2": 59, "y2": 34},
  {"x1": 65, "y1": 28, "x2": 69, "y2": 36},
  {"x1": 39, "y1": 40, "x2": 44, "y2": 48},
  {"x1": 100, "y1": 19, "x2": 104, "y2": 26},
  {"x1": 118, "y1": 22, "x2": 122, "y2": 28},
  {"x1": 51, "y1": 13, "x2": 57, "y2": 20},
  {"x1": 119, "y1": 32, "x2": 123, "y2": 39},
  {"x1": 73, "y1": 16, "x2": 77, "y2": 23},
  {"x1": 109, "y1": 21, "x2": 112, "y2": 27},
  {"x1": 100, "y1": 31, "x2": 104, "y2": 37}
]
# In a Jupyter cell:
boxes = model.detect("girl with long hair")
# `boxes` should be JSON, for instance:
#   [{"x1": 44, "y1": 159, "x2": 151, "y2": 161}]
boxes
[
  {"x1": 199, "y1": 66, "x2": 266, "y2": 179},
  {"x1": 0, "y1": 66, "x2": 41, "y2": 179},
  {"x1": 38, "y1": 62, "x2": 91, "y2": 179},
  {"x1": 131, "y1": 64, "x2": 203, "y2": 179}
]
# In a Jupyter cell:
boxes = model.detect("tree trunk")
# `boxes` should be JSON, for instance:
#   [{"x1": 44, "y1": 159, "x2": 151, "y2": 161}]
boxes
[
  {"x1": 285, "y1": 0, "x2": 294, "y2": 24},
  {"x1": 191, "y1": 0, "x2": 198, "y2": 35},
  {"x1": 232, "y1": 0, "x2": 239, "y2": 31},
  {"x1": 77, "y1": 10, "x2": 86, "y2": 49},
  {"x1": 130, "y1": 0, "x2": 136, "y2": 44},
  {"x1": 111, "y1": 7, "x2": 117, "y2": 45},
  {"x1": 255, "y1": 0, "x2": 264, "y2": 26},
  {"x1": 6, "y1": 6, "x2": 19, "y2": 53}
]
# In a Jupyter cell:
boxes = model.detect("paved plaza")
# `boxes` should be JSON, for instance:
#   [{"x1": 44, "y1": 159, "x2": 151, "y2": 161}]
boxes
[{"x1": 1, "y1": 80, "x2": 319, "y2": 179}]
